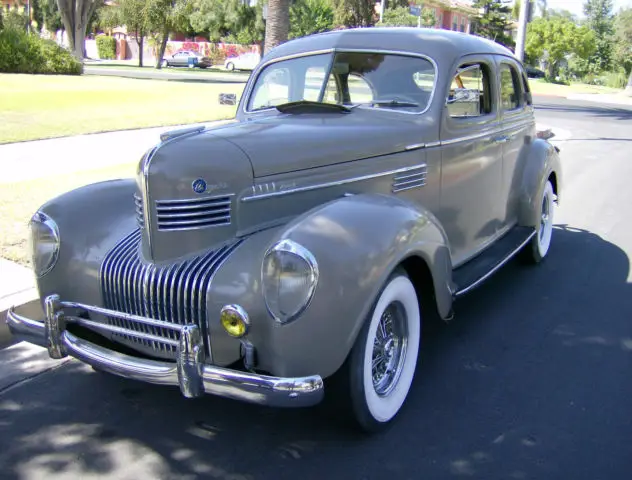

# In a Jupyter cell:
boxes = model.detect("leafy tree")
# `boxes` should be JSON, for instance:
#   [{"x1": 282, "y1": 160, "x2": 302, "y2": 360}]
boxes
[
  {"x1": 471, "y1": 0, "x2": 514, "y2": 48},
  {"x1": 2, "y1": 6, "x2": 29, "y2": 32},
  {"x1": 56, "y1": 0, "x2": 102, "y2": 58},
  {"x1": 190, "y1": 0, "x2": 263, "y2": 44},
  {"x1": 583, "y1": 0, "x2": 615, "y2": 72},
  {"x1": 377, "y1": 5, "x2": 435, "y2": 27},
  {"x1": 264, "y1": 0, "x2": 290, "y2": 53},
  {"x1": 333, "y1": 0, "x2": 375, "y2": 28},
  {"x1": 613, "y1": 8, "x2": 632, "y2": 77},
  {"x1": 39, "y1": 0, "x2": 63, "y2": 32},
  {"x1": 100, "y1": 0, "x2": 147, "y2": 66},
  {"x1": 526, "y1": 16, "x2": 595, "y2": 78},
  {"x1": 146, "y1": 0, "x2": 193, "y2": 69},
  {"x1": 289, "y1": 0, "x2": 334, "y2": 39}
]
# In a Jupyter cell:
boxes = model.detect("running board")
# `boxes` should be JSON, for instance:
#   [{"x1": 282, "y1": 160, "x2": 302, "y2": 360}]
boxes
[{"x1": 453, "y1": 226, "x2": 536, "y2": 298}]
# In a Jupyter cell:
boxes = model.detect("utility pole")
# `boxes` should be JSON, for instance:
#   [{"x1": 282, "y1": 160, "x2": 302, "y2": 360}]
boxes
[
  {"x1": 514, "y1": 0, "x2": 530, "y2": 62},
  {"x1": 379, "y1": 0, "x2": 386, "y2": 23}
]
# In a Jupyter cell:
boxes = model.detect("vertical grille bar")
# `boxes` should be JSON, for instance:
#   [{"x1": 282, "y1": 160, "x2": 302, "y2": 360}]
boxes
[{"x1": 99, "y1": 229, "x2": 242, "y2": 359}]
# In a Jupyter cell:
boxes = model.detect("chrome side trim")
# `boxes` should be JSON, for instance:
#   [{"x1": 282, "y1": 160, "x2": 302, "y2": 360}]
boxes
[
  {"x1": 392, "y1": 165, "x2": 427, "y2": 193},
  {"x1": 405, "y1": 143, "x2": 426, "y2": 151},
  {"x1": 243, "y1": 48, "x2": 437, "y2": 117},
  {"x1": 440, "y1": 120, "x2": 535, "y2": 147},
  {"x1": 140, "y1": 146, "x2": 157, "y2": 257},
  {"x1": 242, "y1": 163, "x2": 428, "y2": 202},
  {"x1": 454, "y1": 229, "x2": 536, "y2": 298},
  {"x1": 159, "y1": 125, "x2": 205, "y2": 143},
  {"x1": 6, "y1": 304, "x2": 325, "y2": 407}
]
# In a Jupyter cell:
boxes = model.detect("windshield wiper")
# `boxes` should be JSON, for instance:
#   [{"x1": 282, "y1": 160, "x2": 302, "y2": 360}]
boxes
[
  {"x1": 275, "y1": 100, "x2": 351, "y2": 114},
  {"x1": 364, "y1": 99, "x2": 419, "y2": 108}
]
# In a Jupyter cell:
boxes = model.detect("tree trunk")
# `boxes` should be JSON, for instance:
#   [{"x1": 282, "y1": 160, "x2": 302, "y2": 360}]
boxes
[
  {"x1": 56, "y1": 0, "x2": 94, "y2": 60},
  {"x1": 155, "y1": 26, "x2": 169, "y2": 70},
  {"x1": 264, "y1": 0, "x2": 290, "y2": 54},
  {"x1": 137, "y1": 30, "x2": 143, "y2": 67}
]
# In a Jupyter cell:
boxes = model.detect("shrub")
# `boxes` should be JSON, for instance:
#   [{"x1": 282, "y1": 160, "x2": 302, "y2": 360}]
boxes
[
  {"x1": 600, "y1": 71, "x2": 628, "y2": 89},
  {"x1": 96, "y1": 35, "x2": 116, "y2": 60},
  {"x1": 0, "y1": 28, "x2": 83, "y2": 75}
]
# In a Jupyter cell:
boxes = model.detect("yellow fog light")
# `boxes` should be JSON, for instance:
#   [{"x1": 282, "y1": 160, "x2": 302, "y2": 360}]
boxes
[{"x1": 220, "y1": 305, "x2": 250, "y2": 338}]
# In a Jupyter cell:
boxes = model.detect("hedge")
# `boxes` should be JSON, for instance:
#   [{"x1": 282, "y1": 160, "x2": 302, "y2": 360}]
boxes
[
  {"x1": 0, "y1": 28, "x2": 83, "y2": 75},
  {"x1": 96, "y1": 35, "x2": 116, "y2": 60}
]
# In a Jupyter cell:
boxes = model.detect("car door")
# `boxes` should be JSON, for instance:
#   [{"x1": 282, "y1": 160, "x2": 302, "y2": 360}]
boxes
[
  {"x1": 438, "y1": 54, "x2": 504, "y2": 267},
  {"x1": 173, "y1": 52, "x2": 188, "y2": 67},
  {"x1": 495, "y1": 57, "x2": 536, "y2": 227}
]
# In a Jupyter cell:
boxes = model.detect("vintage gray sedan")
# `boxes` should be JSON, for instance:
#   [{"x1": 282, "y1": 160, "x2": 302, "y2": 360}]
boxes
[{"x1": 8, "y1": 28, "x2": 561, "y2": 432}]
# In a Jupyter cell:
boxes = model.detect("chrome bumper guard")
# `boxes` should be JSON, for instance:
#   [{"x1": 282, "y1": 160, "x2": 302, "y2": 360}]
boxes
[{"x1": 6, "y1": 295, "x2": 324, "y2": 407}]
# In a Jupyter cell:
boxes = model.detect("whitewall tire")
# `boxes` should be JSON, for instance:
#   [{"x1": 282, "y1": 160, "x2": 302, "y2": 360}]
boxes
[
  {"x1": 347, "y1": 273, "x2": 421, "y2": 432},
  {"x1": 523, "y1": 180, "x2": 555, "y2": 264}
]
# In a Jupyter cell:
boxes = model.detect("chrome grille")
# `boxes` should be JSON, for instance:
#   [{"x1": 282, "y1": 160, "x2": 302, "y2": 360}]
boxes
[
  {"x1": 133, "y1": 194, "x2": 144, "y2": 229},
  {"x1": 156, "y1": 195, "x2": 233, "y2": 231},
  {"x1": 392, "y1": 165, "x2": 427, "y2": 193},
  {"x1": 100, "y1": 229, "x2": 241, "y2": 358}
]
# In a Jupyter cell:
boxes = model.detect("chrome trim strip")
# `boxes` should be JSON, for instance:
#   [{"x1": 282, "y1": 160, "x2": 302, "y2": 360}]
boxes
[
  {"x1": 243, "y1": 48, "x2": 437, "y2": 117},
  {"x1": 425, "y1": 141, "x2": 441, "y2": 148},
  {"x1": 242, "y1": 163, "x2": 428, "y2": 202},
  {"x1": 405, "y1": 143, "x2": 426, "y2": 151},
  {"x1": 6, "y1": 304, "x2": 324, "y2": 407},
  {"x1": 392, "y1": 182, "x2": 426, "y2": 193},
  {"x1": 454, "y1": 230, "x2": 536, "y2": 298},
  {"x1": 59, "y1": 300, "x2": 184, "y2": 331},
  {"x1": 393, "y1": 176, "x2": 427, "y2": 188},
  {"x1": 440, "y1": 120, "x2": 535, "y2": 147},
  {"x1": 140, "y1": 147, "x2": 157, "y2": 257}
]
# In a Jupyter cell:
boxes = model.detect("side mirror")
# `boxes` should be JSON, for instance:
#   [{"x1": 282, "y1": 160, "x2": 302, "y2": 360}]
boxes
[{"x1": 219, "y1": 93, "x2": 237, "y2": 106}]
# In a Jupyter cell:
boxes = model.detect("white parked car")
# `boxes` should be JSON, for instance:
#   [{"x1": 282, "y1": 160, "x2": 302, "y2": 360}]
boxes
[{"x1": 224, "y1": 52, "x2": 261, "y2": 71}]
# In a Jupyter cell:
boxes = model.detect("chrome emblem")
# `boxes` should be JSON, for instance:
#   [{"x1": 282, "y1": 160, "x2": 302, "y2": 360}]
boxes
[{"x1": 192, "y1": 178, "x2": 207, "y2": 194}]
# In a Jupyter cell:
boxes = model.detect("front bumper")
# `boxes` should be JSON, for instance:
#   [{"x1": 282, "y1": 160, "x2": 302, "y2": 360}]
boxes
[{"x1": 6, "y1": 295, "x2": 324, "y2": 407}]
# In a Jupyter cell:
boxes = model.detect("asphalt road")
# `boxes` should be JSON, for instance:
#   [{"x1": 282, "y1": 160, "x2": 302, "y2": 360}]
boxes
[
  {"x1": 84, "y1": 66, "x2": 251, "y2": 84},
  {"x1": 2, "y1": 96, "x2": 632, "y2": 479}
]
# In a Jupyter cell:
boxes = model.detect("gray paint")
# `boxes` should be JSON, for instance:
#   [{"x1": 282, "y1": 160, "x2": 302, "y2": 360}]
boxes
[{"x1": 22, "y1": 28, "x2": 561, "y2": 380}]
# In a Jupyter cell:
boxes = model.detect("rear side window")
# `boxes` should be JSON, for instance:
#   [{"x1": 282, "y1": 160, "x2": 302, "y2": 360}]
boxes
[
  {"x1": 500, "y1": 64, "x2": 522, "y2": 111},
  {"x1": 447, "y1": 63, "x2": 492, "y2": 118}
]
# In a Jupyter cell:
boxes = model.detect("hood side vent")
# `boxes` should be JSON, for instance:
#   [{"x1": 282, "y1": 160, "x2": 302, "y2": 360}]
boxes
[
  {"x1": 155, "y1": 195, "x2": 233, "y2": 231},
  {"x1": 133, "y1": 193, "x2": 144, "y2": 229}
]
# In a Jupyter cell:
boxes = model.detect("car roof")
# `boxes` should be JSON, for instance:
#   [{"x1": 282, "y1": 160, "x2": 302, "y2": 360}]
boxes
[{"x1": 263, "y1": 27, "x2": 514, "y2": 64}]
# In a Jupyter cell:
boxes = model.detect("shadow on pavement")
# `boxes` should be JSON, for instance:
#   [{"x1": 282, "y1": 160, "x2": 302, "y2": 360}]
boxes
[{"x1": 0, "y1": 226, "x2": 631, "y2": 479}]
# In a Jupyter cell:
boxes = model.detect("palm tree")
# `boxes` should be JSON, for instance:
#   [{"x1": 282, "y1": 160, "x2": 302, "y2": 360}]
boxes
[{"x1": 264, "y1": 0, "x2": 290, "y2": 54}]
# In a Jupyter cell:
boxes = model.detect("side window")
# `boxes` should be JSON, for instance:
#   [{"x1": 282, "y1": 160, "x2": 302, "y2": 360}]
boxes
[
  {"x1": 347, "y1": 74, "x2": 374, "y2": 103},
  {"x1": 500, "y1": 64, "x2": 522, "y2": 111},
  {"x1": 521, "y1": 71, "x2": 532, "y2": 106},
  {"x1": 447, "y1": 63, "x2": 492, "y2": 118},
  {"x1": 304, "y1": 66, "x2": 338, "y2": 103}
]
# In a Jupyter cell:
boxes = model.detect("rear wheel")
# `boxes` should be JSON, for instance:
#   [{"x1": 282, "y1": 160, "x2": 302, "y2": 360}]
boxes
[
  {"x1": 346, "y1": 273, "x2": 421, "y2": 432},
  {"x1": 226, "y1": 62, "x2": 235, "y2": 71}
]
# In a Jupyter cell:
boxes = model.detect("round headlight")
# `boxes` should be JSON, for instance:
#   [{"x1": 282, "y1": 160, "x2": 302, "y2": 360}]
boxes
[
  {"x1": 262, "y1": 239, "x2": 319, "y2": 324},
  {"x1": 28, "y1": 212, "x2": 60, "y2": 277}
]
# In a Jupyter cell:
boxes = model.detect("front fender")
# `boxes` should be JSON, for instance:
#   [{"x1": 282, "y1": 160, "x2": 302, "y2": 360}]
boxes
[
  {"x1": 35, "y1": 179, "x2": 138, "y2": 307},
  {"x1": 518, "y1": 138, "x2": 562, "y2": 227},
  {"x1": 208, "y1": 194, "x2": 453, "y2": 379}
]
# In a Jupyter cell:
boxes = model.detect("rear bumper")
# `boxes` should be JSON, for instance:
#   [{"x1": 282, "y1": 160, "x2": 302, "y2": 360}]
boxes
[{"x1": 6, "y1": 295, "x2": 324, "y2": 408}]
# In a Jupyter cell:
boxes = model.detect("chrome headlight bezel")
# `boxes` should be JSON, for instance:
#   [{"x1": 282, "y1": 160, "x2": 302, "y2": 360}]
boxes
[
  {"x1": 28, "y1": 211, "x2": 60, "y2": 277},
  {"x1": 261, "y1": 239, "x2": 319, "y2": 324}
]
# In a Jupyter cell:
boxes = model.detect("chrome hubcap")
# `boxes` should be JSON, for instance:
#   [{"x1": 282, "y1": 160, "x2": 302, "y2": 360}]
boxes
[
  {"x1": 372, "y1": 302, "x2": 408, "y2": 396},
  {"x1": 539, "y1": 194, "x2": 551, "y2": 242}
]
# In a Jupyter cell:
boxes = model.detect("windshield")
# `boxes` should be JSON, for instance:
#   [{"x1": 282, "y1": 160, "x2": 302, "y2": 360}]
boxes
[{"x1": 247, "y1": 52, "x2": 436, "y2": 113}]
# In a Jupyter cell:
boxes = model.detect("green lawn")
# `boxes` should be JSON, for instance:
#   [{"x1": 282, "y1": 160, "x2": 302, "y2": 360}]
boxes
[
  {"x1": 0, "y1": 74, "x2": 244, "y2": 144},
  {"x1": 528, "y1": 78, "x2": 623, "y2": 96}
]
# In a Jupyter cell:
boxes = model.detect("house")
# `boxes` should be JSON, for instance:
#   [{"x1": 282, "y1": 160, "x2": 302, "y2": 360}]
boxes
[{"x1": 378, "y1": 0, "x2": 478, "y2": 34}]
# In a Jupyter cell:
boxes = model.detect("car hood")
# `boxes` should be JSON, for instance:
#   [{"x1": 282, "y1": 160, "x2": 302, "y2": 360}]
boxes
[{"x1": 203, "y1": 112, "x2": 434, "y2": 178}]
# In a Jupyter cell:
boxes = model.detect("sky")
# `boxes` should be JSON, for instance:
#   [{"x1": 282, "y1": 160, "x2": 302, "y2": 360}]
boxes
[{"x1": 531, "y1": 0, "x2": 632, "y2": 18}]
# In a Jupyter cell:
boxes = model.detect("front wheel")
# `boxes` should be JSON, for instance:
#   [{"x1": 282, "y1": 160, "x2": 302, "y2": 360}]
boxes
[
  {"x1": 347, "y1": 273, "x2": 421, "y2": 432},
  {"x1": 226, "y1": 62, "x2": 235, "y2": 71},
  {"x1": 522, "y1": 180, "x2": 555, "y2": 264}
]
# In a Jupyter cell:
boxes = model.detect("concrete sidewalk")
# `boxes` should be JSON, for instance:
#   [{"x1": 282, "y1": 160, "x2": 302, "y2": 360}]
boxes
[
  {"x1": 566, "y1": 92, "x2": 632, "y2": 107},
  {"x1": 0, "y1": 259, "x2": 39, "y2": 349},
  {"x1": 1, "y1": 120, "x2": 230, "y2": 184}
]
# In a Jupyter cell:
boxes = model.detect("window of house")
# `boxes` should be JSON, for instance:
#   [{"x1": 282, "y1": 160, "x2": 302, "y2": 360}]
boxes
[
  {"x1": 500, "y1": 64, "x2": 522, "y2": 111},
  {"x1": 460, "y1": 18, "x2": 466, "y2": 32},
  {"x1": 452, "y1": 16, "x2": 458, "y2": 30},
  {"x1": 447, "y1": 63, "x2": 492, "y2": 118}
]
